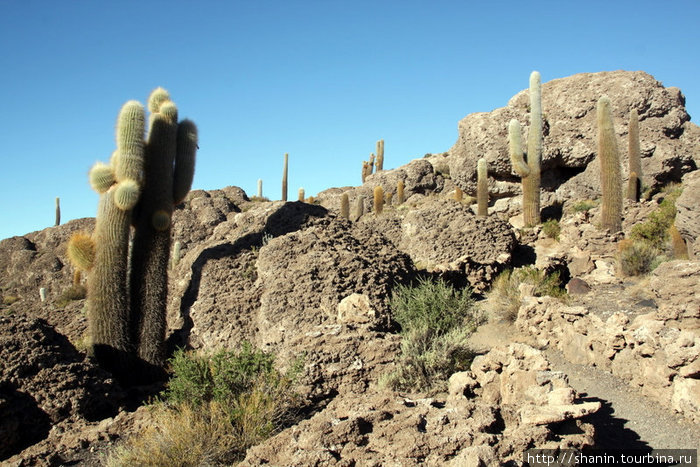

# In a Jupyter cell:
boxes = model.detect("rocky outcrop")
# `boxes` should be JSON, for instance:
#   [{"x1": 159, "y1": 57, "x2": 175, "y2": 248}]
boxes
[
  {"x1": 240, "y1": 344, "x2": 598, "y2": 466},
  {"x1": 448, "y1": 71, "x2": 699, "y2": 203},
  {"x1": 396, "y1": 200, "x2": 516, "y2": 292}
]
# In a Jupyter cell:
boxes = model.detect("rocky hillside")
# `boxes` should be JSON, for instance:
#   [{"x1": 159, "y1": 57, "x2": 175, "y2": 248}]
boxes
[{"x1": 1, "y1": 70, "x2": 698, "y2": 465}]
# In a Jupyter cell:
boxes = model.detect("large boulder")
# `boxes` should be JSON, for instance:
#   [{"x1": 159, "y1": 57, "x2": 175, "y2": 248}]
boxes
[{"x1": 448, "y1": 71, "x2": 700, "y2": 203}]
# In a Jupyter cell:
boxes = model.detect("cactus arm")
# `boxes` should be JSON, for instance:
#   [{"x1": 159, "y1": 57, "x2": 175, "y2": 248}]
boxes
[
  {"x1": 508, "y1": 119, "x2": 530, "y2": 177},
  {"x1": 173, "y1": 119, "x2": 198, "y2": 205}
]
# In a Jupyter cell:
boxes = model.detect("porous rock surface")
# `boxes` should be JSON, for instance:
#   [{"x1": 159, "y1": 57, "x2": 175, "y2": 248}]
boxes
[
  {"x1": 240, "y1": 343, "x2": 598, "y2": 466},
  {"x1": 447, "y1": 70, "x2": 700, "y2": 202},
  {"x1": 0, "y1": 316, "x2": 123, "y2": 462}
]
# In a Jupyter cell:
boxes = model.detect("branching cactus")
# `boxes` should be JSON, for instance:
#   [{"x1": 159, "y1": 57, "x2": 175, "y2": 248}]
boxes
[
  {"x1": 67, "y1": 89, "x2": 197, "y2": 382},
  {"x1": 509, "y1": 71, "x2": 542, "y2": 227},
  {"x1": 130, "y1": 88, "x2": 197, "y2": 372},
  {"x1": 627, "y1": 109, "x2": 642, "y2": 201},
  {"x1": 597, "y1": 96, "x2": 622, "y2": 232},
  {"x1": 477, "y1": 158, "x2": 488, "y2": 217}
]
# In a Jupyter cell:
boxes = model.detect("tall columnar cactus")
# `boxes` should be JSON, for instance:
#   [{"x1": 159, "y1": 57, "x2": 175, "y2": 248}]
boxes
[
  {"x1": 282, "y1": 153, "x2": 289, "y2": 202},
  {"x1": 67, "y1": 89, "x2": 197, "y2": 381},
  {"x1": 340, "y1": 193, "x2": 350, "y2": 219},
  {"x1": 454, "y1": 186, "x2": 463, "y2": 203},
  {"x1": 509, "y1": 71, "x2": 542, "y2": 227},
  {"x1": 397, "y1": 180, "x2": 405, "y2": 204},
  {"x1": 130, "y1": 89, "x2": 197, "y2": 371},
  {"x1": 373, "y1": 186, "x2": 384, "y2": 215},
  {"x1": 298, "y1": 187, "x2": 305, "y2": 201},
  {"x1": 627, "y1": 109, "x2": 642, "y2": 201},
  {"x1": 376, "y1": 139, "x2": 384, "y2": 171},
  {"x1": 55, "y1": 197, "x2": 61, "y2": 226},
  {"x1": 477, "y1": 158, "x2": 488, "y2": 217},
  {"x1": 597, "y1": 96, "x2": 623, "y2": 232},
  {"x1": 257, "y1": 179, "x2": 263, "y2": 198}
]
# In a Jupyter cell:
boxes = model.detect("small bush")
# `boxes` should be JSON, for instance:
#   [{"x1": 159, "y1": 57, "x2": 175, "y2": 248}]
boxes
[
  {"x1": 541, "y1": 219, "x2": 561, "y2": 240},
  {"x1": 2, "y1": 295, "x2": 19, "y2": 306},
  {"x1": 569, "y1": 199, "x2": 598, "y2": 213},
  {"x1": 56, "y1": 285, "x2": 87, "y2": 308},
  {"x1": 617, "y1": 239, "x2": 663, "y2": 276},
  {"x1": 384, "y1": 278, "x2": 484, "y2": 393},
  {"x1": 487, "y1": 266, "x2": 566, "y2": 322},
  {"x1": 107, "y1": 343, "x2": 301, "y2": 466},
  {"x1": 629, "y1": 185, "x2": 682, "y2": 250}
]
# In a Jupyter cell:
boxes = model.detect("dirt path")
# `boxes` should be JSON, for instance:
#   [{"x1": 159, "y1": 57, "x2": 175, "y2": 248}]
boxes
[{"x1": 468, "y1": 322, "x2": 700, "y2": 452}]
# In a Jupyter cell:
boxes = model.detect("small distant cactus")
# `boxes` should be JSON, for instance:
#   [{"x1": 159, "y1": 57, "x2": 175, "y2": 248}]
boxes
[
  {"x1": 454, "y1": 186, "x2": 463, "y2": 203},
  {"x1": 353, "y1": 195, "x2": 365, "y2": 220},
  {"x1": 376, "y1": 139, "x2": 384, "y2": 171},
  {"x1": 373, "y1": 186, "x2": 384, "y2": 215},
  {"x1": 477, "y1": 158, "x2": 488, "y2": 217},
  {"x1": 171, "y1": 240, "x2": 182, "y2": 270},
  {"x1": 282, "y1": 153, "x2": 289, "y2": 202},
  {"x1": 55, "y1": 197, "x2": 61, "y2": 226},
  {"x1": 397, "y1": 180, "x2": 405, "y2": 204},
  {"x1": 627, "y1": 109, "x2": 642, "y2": 201},
  {"x1": 39, "y1": 287, "x2": 47, "y2": 302},
  {"x1": 509, "y1": 71, "x2": 543, "y2": 227},
  {"x1": 385, "y1": 191, "x2": 393, "y2": 206},
  {"x1": 340, "y1": 193, "x2": 350, "y2": 219},
  {"x1": 257, "y1": 179, "x2": 263, "y2": 198},
  {"x1": 597, "y1": 96, "x2": 623, "y2": 232}
]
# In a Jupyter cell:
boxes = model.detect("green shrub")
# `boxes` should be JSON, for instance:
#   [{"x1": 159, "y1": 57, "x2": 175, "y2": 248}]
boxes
[
  {"x1": 541, "y1": 219, "x2": 561, "y2": 240},
  {"x1": 107, "y1": 343, "x2": 301, "y2": 466},
  {"x1": 617, "y1": 239, "x2": 664, "y2": 276},
  {"x1": 569, "y1": 199, "x2": 598, "y2": 213},
  {"x1": 629, "y1": 185, "x2": 682, "y2": 250},
  {"x1": 391, "y1": 278, "x2": 478, "y2": 336},
  {"x1": 384, "y1": 278, "x2": 484, "y2": 393},
  {"x1": 55, "y1": 285, "x2": 87, "y2": 308},
  {"x1": 487, "y1": 266, "x2": 566, "y2": 322}
]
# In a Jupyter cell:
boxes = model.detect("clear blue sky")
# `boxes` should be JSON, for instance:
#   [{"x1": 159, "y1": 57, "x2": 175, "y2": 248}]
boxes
[{"x1": 1, "y1": 0, "x2": 699, "y2": 240}]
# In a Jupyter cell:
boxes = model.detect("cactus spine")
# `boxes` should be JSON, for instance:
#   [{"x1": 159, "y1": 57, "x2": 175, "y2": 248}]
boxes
[
  {"x1": 257, "y1": 179, "x2": 263, "y2": 198},
  {"x1": 627, "y1": 109, "x2": 642, "y2": 201},
  {"x1": 509, "y1": 71, "x2": 542, "y2": 227},
  {"x1": 67, "y1": 89, "x2": 197, "y2": 381},
  {"x1": 340, "y1": 193, "x2": 350, "y2": 219},
  {"x1": 55, "y1": 197, "x2": 61, "y2": 226},
  {"x1": 373, "y1": 186, "x2": 384, "y2": 215},
  {"x1": 477, "y1": 158, "x2": 488, "y2": 217},
  {"x1": 282, "y1": 153, "x2": 288, "y2": 201},
  {"x1": 397, "y1": 180, "x2": 405, "y2": 205},
  {"x1": 376, "y1": 139, "x2": 384, "y2": 171},
  {"x1": 597, "y1": 96, "x2": 623, "y2": 232}
]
